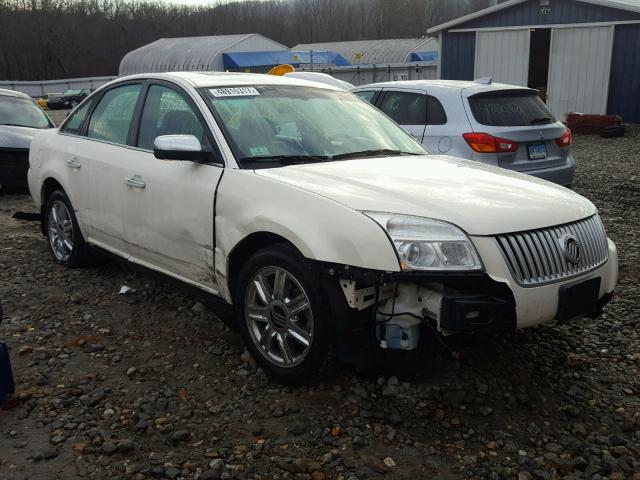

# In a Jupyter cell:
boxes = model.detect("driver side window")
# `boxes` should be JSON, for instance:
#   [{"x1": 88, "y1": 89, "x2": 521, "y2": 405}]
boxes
[{"x1": 137, "y1": 85, "x2": 205, "y2": 151}]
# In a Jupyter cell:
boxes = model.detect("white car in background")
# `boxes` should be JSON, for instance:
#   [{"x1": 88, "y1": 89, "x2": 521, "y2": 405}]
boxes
[
  {"x1": 28, "y1": 72, "x2": 616, "y2": 383},
  {"x1": 0, "y1": 88, "x2": 54, "y2": 189},
  {"x1": 352, "y1": 79, "x2": 575, "y2": 187}
]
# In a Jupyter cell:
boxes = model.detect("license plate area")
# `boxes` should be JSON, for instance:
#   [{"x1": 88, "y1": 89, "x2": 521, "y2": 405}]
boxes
[
  {"x1": 527, "y1": 142, "x2": 547, "y2": 160},
  {"x1": 555, "y1": 277, "x2": 601, "y2": 321}
]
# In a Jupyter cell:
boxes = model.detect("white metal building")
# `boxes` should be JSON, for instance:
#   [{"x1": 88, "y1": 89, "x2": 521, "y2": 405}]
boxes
[
  {"x1": 119, "y1": 34, "x2": 288, "y2": 76},
  {"x1": 293, "y1": 38, "x2": 439, "y2": 65}
]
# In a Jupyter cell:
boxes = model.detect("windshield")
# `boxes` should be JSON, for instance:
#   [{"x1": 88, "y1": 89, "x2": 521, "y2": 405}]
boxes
[
  {"x1": 63, "y1": 89, "x2": 82, "y2": 96},
  {"x1": 202, "y1": 85, "x2": 426, "y2": 167},
  {"x1": 0, "y1": 96, "x2": 52, "y2": 129},
  {"x1": 468, "y1": 90, "x2": 556, "y2": 126}
]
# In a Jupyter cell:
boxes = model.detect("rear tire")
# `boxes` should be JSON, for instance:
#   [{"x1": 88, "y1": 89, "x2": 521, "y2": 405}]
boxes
[
  {"x1": 235, "y1": 245, "x2": 333, "y2": 384},
  {"x1": 45, "y1": 190, "x2": 99, "y2": 267}
]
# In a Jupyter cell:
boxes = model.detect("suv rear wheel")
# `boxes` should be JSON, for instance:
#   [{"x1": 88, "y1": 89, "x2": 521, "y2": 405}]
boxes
[{"x1": 235, "y1": 245, "x2": 333, "y2": 384}]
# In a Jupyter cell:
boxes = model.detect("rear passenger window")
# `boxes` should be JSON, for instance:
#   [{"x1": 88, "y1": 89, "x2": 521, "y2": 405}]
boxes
[
  {"x1": 137, "y1": 85, "x2": 204, "y2": 150},
  {"x1": 87, "y1": 84, "x2": 142, "y2": 145},
  {"x1": 354, "y1": 91, "x2": 377, "y2": 103},
  {"x1": 379, "y1": 91, "x2": 426, "y2": 125},
  {"x1": 61, "y1": 100, "x2": 94, "y2": 135},
  {"x1": 427, "y1": 95, "x2": 447, "y2": 125}
]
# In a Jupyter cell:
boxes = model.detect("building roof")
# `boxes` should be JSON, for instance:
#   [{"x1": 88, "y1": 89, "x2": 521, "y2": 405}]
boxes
[
  {"x1": 292, "y1": 38, "x2": 438, "y2": 65},
  {"x1": 427, "y1": 0, "x2": 640, "y2": 34},
  {"x1": 119, "y1": 34, "x2": 288, "y2": 75}
]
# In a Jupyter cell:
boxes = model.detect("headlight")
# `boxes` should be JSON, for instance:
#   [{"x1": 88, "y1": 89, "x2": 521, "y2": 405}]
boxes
[{"x1": 364, "y1": 212, "x2": 483, "y2": 271}]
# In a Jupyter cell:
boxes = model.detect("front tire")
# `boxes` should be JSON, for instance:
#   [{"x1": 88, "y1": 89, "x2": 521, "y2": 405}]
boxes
[
  {"x1": 45, "y1": 190, "x2": 97, "y2": 267},
  {"x1": 235, "y1": 245, "x2": 333, "y2": 384}
]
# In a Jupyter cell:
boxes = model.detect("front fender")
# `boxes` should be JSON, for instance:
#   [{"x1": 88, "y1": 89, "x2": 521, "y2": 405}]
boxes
[{"x1": 215, "y1": 169, "x2": 400, "y2": 300}]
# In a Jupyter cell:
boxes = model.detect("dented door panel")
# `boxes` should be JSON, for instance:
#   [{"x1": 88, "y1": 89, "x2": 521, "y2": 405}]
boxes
[{"x1": 122, "y1": 149, "x2": 221, "y2": 291}]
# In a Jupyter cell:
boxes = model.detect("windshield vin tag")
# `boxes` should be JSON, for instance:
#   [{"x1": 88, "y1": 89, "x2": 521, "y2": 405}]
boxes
[{"x1": 209, "y1": 87, "x2": 260, "y2": 98}]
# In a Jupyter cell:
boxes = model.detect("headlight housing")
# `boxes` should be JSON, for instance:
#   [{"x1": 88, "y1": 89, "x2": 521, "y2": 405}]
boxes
[{"x1": 364, "y1": 212, "x2": 483, "y2": 271}]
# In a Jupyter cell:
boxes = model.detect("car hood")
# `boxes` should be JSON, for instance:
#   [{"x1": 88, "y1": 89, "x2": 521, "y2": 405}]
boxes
[
  {"x1": 255, "y1": 155, "x2": 597, "y2": 236},
  {"x1": 0, "y1": 125, "x2": 39, "y2": 149}
]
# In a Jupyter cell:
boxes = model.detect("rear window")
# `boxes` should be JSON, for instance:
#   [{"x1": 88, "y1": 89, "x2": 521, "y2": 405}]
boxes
[{"x1": 468, "y1": 91, "x2": 555, "y2": 126}]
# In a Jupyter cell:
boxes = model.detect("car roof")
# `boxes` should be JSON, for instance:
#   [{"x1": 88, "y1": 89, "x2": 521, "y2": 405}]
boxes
[
  {"x1": 108, "y1": 71, "x2": 345, "y2": 92},
  {"x1": 352, "y1": 79, "x2": 535, "y2": 97},
  {"x1": 0, "y1": 88, "x2": 32, "y2": 100}
]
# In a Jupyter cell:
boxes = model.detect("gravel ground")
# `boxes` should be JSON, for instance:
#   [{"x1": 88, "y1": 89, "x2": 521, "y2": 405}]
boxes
[{"x1": 1, "y1": 130, "x2": 639, "y2": 480}]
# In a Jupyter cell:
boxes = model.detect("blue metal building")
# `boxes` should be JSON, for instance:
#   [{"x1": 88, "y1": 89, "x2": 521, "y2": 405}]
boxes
[
  {"x1": 222, "y1": 51, "x2": 351, "y2": 71},
  {"x1": 427, "y1": 0, "x2": 640, "y2": 122}
]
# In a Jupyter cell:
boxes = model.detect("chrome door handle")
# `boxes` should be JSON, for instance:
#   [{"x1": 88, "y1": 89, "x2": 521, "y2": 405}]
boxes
[
  {"x1": 66, "y1": 158, "x2": 81, "y2": 169},
  {"x1": 124, "y1": 176, "x2": 146, "y2": 189}
]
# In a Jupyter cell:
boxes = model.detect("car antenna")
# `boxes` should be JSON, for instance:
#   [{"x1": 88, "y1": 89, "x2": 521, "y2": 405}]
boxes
[{"x1": 474, "y1": 77, "x2": 493, "y2": 84}]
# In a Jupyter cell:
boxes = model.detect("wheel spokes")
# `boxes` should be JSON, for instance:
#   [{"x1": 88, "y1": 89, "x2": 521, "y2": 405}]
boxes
[
  {"x1": 258, "y1": 325, "x2": 276, "y2": 352},
  {"x1": 254, "y1": 273, "x2": 273, "y2": 304},
  {"x1": 287, "y1": 322, "x2": 311, "y2": 347},
  {"x1": 247, "y1": 304, "x2": 268, "y2": 322},
  {"x1": 287, "y1": 294, "x2": 310, "y2": 316},
  {"x1": 277, "y1": 333, "x2": 294, "y2": 365},
  {"x1": 273, "y1": 269, "x2": 287, "y2": 300}
]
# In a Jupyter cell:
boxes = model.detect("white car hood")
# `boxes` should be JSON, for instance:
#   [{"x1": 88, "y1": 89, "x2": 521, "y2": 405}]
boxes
[
  {"x1": 0, "y1": 125, "x2": 39, "y2": 149},
  {"x1": 255, "y1": 155, "x2": 597, "y2": 236}
]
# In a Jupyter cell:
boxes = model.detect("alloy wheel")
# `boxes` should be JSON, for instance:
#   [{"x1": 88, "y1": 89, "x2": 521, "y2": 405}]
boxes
[
  {"x1": 48, "y1": 199, "x2": 74, "y2": 262},
  {"x1": 244, "y1": 266, "x2": 314, "y2": 368}
]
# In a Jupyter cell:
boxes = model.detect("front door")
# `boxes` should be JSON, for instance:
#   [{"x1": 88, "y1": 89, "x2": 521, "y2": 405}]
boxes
[{"x1": 121, "y1": 82, "x2": 224, "y2": 292}]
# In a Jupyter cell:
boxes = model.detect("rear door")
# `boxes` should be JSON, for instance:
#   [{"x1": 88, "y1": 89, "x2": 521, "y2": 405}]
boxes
[
  {"x1": 71, "y1": 82, "x2": 144, "y2": 255},
  {"x1": 376, "y1": 89, "x2": 427, "y2": 142},
  {"x1": 421, "y1": 94, "x2": 452, "y2": 154},
  {"x1": 465, "y1": 89, "x2": 568, "y2": 172}
]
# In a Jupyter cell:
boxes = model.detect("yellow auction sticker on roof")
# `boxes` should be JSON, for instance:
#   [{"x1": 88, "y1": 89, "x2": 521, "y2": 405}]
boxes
[{"x1": 209, "y1": 87, "x2": 260, "y2": 97}]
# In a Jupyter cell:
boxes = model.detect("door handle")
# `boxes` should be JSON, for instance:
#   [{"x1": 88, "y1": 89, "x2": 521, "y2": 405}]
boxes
[
  {"x1": 124, "y1": 176, "x2": 146, "y2": 189},
  {"x1": 66, "y1": 158, "x2": 81, "y2": 169}
]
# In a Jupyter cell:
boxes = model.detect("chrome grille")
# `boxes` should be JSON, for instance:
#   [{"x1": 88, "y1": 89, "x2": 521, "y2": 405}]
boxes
[{"x1": 496, "y1": 215, "x2": 608, "y2": 286}]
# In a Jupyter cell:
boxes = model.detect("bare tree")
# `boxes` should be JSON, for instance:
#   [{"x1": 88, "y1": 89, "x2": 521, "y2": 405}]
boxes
[{"x1": 0, "y1": 0, "x2": 491, "y2": 80}]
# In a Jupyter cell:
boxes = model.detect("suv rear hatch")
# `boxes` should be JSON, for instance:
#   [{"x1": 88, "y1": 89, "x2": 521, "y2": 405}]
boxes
[{"x1": 464, "y1": 89, "x2": 570, "y2": 172}]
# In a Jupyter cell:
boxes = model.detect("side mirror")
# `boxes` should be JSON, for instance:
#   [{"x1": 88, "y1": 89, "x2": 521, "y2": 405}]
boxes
[{"x1": 153, "y1": 135, "x2": 210, "y2": 162}]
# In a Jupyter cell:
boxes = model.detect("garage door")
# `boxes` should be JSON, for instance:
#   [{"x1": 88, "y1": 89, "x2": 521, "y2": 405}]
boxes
[
  {"x1": 474, "y1": 30, "x2": 530, "y2": 85},
  {"x1": 547, "y1": 26, "x2": 614, "y2": 120}
]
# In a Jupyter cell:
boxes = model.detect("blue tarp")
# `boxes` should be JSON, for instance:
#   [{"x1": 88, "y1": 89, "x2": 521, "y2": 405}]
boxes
[
  {"x1": 409, "y1": 51, "x2": 439, "y2": 62},
  {"x1": 222, "y1": 50, "x2": 351, "y2": 69}
]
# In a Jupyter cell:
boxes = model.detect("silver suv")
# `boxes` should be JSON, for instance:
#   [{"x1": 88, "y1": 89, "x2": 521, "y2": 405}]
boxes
[{"x1": 352, "y1": 80, "x2": 575, "y2": 187}]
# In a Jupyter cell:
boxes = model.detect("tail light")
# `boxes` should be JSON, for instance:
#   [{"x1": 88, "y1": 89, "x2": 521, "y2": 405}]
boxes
[
  {"x1": 555, "y1": 127, "x2": 573, "y2": 147},
  {"x1": 463, "y1": 133, "x2": 518, "y2": 153}
]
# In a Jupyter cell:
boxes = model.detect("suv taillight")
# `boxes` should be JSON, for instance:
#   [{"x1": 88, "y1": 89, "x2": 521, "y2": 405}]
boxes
[
  {"x1": 555, "y1": 127, "x2": 573, "y2": 147},
  {"x1": 463, "y1": 133, "x2": 518, "y2": 153}
]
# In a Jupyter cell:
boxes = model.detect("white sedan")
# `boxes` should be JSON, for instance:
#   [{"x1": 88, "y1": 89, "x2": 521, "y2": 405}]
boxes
[{"x1": 28, "y1": 72, "x2": 618, "y2": 383}]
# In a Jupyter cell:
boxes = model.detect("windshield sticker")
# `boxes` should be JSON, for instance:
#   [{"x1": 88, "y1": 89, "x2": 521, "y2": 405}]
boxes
[
  {"x1": 249, "y1": 146, "x2": 270, "y2": 156},
  {"x1": 209, "y1": 87, "x2": 260, "y2": 98}
]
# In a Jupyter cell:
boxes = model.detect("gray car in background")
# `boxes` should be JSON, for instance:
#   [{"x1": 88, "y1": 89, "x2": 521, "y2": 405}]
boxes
[
  {"x1": 352, "y1": 79, "x2": 575, "y2": 187},
  {"x1": 0, "y1": 88, "x2": 54, "y2": 190}
]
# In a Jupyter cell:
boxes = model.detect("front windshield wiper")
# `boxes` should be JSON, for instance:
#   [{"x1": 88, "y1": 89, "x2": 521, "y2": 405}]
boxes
[
  {"x1": 330, "y1": 149, "x2": 422, "y2": 161},
  {"x1": 529, "y1": 116, "x2": 553, "y2": 125},
  {"x1": 238, "y1": 154, "x2": 330, "y2": 166}
]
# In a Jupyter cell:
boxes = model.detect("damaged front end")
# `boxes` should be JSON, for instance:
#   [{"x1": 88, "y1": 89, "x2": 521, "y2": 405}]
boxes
[{"x1": 325, "y1": 265, "x2": 516, "y2": 355}]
